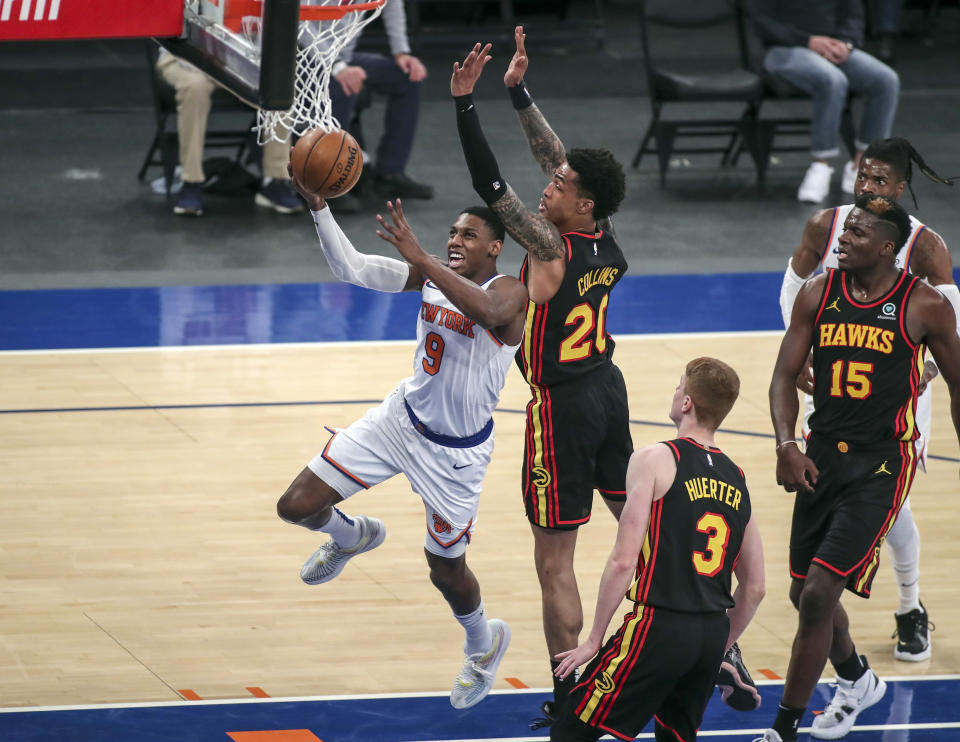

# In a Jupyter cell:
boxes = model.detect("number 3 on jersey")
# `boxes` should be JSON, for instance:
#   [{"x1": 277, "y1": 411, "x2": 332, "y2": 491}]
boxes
[
  {"x1": 559, "y1": 293, "x2": 610, "y2": 362},
  {"x1": 692, "y1": 512, "x2": 730, "y2": 577},
  {"x1": 422, "y1": 331, "x2": 445, "y2": 375}
]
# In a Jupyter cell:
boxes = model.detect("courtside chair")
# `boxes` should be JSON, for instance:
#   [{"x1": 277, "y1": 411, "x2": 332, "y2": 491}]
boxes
[
  {"x1": 634, "y1": 0, "x2": 768, "y2": 186},
  {"x1": 733, "y1": 0, "x2": 858, "y2": 171},
  {"x1": 138, "y1": 40, "x2": 257, "y2": 199}
]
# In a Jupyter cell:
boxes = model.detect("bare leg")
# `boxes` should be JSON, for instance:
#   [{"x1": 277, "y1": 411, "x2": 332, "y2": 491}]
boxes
[
  {"x1": 531, "y1": 525, "x2": 582, "y2": 656},
  {"x1": 276, "y1": 466, "x2": 343, "y2": 529},
  {"x1": 425, "y1": 549, "x2": 482, "y2": 616},
  {"x1": 781, "y1": 566, "x2": 848, "y2": 708}
]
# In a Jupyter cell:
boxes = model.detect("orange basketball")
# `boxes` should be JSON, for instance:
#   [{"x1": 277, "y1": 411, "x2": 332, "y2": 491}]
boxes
[{"x1": 291, "y1": 128, "x2": 363, "y2": 198}]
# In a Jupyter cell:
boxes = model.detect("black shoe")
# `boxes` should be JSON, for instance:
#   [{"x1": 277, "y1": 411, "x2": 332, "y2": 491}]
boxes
[
  {"x1": 328, "y1": 192, "x2": 363, "y2": 214},
  {"x1": 374, "y1": 172, "x2": 435, "y2": 200},
  {"x1": 529, "y1": 699, "x2": 556, "y2": 730},
  {"x1": 716, "y1": 642, "x2": 761, "y2": 711},
  {"x1": 893, "y1": 602, "x2": 933, "y2": 661}
]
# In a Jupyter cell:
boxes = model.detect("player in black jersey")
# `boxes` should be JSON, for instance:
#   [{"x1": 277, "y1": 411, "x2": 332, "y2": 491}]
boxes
[
  {"x1": 450, "y1": 28, "x2": 635, "y2": 721},
  {"x1": 550, "y1": 358, "x2": 765, "y2": 742},
  {"x1": 763, "y1": 194, "x2": 960, "y2": 742}
]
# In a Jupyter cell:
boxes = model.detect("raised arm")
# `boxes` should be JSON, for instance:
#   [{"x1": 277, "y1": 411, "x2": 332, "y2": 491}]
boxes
[
  {"x1": 770, "y1": 276, "x2": 825, "y2": 493},
  {"x1": 553, "y1": 444, "x2": 675, "y2": 679},
  {"x1": 503, "y1": 26, "x2": 565, "y2": 178},
  {"x1": 375, "y1": 200, "x2": 528, "y2": 345},
  {"x1": 451, "y1": 43, "x2": 568, "y2": 303}
]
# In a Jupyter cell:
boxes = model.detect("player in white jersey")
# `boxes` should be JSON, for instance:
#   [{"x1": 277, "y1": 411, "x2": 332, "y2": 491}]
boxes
[
  {"x1": 779, "y1": 137, "x2": 958, "y2": 662},
  {"x1": 276, "y1": 178, "x2": 528, "y2": 709}
]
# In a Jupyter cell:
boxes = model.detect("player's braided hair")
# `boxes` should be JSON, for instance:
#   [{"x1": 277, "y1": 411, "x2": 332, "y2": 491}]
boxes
[
  {"x1": 566, "y1": 148, "x2": 626, "y2": 220},
  {"x1": 855, "y1": 193, "x2": 912, "y2": 252},
  {"x1": 862, "y1": 137, "x2": 957, "y2": 209},
  {"x1": 460, "y1": 205, "x2": 505, "y2": 243}
]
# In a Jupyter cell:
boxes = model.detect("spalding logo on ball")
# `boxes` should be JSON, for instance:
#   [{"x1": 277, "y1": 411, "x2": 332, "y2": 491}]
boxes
[{"x1": 291, "y1": 129, "x2": 364, "y2": 198}]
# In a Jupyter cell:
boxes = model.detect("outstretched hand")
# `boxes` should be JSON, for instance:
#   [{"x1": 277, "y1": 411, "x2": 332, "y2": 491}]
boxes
[
  {"x1": 451, "y1": 42, "x2": 493, "y2": 97},
  {"x1": 375, "y1": 200, "x2": 426, "y2": 264},
  {"x1": 553, "y1": 635, "x2": 601, "y2": 681},
  {"x1": 504, "y1": 26, "x2": 528, "y2": 87},
  {"x1": 287, "y1": 156, "x2": 325, "y2": 211}
]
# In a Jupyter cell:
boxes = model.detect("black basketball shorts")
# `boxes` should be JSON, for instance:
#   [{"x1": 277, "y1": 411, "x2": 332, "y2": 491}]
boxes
[{"x1": 522, "y1": 363, "x2": 633, "y2": 530}]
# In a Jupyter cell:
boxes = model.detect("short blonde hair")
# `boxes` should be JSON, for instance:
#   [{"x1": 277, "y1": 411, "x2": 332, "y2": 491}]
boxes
[{"x1": 685, "y1": 357, "x2": 740, "y2": 428}]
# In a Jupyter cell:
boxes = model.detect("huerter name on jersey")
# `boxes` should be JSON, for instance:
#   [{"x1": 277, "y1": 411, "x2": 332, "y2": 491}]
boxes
[{"x1": 684, "y1": 476, "x2": 743, "y2": 510}]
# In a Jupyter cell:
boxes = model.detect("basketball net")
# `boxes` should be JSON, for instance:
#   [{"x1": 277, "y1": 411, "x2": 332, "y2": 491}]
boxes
[{"x1": 256, "y1": 0, "x2": 386, "y2": 144}]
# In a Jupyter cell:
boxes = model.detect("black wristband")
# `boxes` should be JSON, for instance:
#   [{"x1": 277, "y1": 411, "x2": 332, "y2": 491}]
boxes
[
  {"x1": 508, "y1": 80, "x2": 533, "y2": 110},
  {"x1": 454, "y1": 92, "x2": 475, "y2": 114}
]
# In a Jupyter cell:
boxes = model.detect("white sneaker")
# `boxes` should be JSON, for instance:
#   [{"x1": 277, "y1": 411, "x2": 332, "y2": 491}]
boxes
[
  {"x1": 811, "y1": 660, "x2": 887, "y2": 739},
  {"x1": 840, "y1": 160, "x2": 858, "y2": 194},
  {"x1": 797, "y1": 161, "x2": 834, "y2": 203},
  {"x1": 299, "y1": 514, "x2": 386, "y2": 585},
  {"x1": 450, "y1": 618, "x2": 511, "y2": 709},
  {"x1": 752, "y1": 731, "x2": 783, "y2": 742}
]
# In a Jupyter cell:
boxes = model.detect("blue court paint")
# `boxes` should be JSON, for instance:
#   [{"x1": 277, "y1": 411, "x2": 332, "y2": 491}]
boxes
[
  {"x1": 0, "y1": 273, "x2": 784, "y2": 351},
  {"x1": 1, "y1": 679, "x2": 957, "y2": 741}
]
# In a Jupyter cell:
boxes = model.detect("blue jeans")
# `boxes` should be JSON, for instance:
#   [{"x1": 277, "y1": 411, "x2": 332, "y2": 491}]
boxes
[
  {"x1": 330, "y1": 51, "x2": 421, "y2": 176},
  {"x1": 763, "y1": 46, "x2": 900, "y2": 159}
]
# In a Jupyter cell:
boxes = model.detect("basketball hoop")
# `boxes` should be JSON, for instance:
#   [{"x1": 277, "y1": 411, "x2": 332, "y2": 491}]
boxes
[{"x1": 256, "y1": 0, "x2": 386, "y2": 144}]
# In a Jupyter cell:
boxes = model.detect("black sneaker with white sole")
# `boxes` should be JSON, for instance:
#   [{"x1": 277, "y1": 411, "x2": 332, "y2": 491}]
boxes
[{"x1": 893, "y1": 603, "x2": 933, "y2": 661}]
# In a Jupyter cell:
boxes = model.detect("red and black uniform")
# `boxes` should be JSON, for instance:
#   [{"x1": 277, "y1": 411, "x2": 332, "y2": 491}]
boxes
[
  {"x1": 518, "y1": 228, "x2": 633, "y2": 530},
  {"x1": 793, "y1": 268, "x2": 924, "y2": 596},
  {"x1": 556, "y1": 438, "x2": 752, "y2": 742}
]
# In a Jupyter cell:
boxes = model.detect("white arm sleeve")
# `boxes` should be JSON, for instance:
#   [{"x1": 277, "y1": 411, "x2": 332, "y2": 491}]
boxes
[
  {"x1": 928, "y1": 283, "x2": 960, "y2": 372},
  {"x1": 779, "y1": 257, "x2": 809, "y2": 328},
  {"x1": 312, "y1": 208, "x2": 410, "y2": 293}
]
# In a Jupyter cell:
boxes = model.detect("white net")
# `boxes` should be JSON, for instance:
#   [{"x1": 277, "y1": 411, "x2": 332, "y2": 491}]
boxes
[{"x1": 256, "y1": 0, "x2": 386, "y2": 144}]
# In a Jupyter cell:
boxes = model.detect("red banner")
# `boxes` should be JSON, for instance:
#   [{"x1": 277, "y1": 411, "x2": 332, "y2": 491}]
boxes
[{"x1": 0, "y1": 0, "x2": 184, "y2": 40}]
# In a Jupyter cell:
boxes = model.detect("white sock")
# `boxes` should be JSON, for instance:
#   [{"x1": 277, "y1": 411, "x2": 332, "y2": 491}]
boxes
[
  {"x1": 455, "y1": 600, "x2": 493, "y2": 655},
  {"x1": 318, "y1": 507, "x2": 363, "y2": 548},
  {"x1": 886, "y1": 505, "x2": 921, "y2": 614}
]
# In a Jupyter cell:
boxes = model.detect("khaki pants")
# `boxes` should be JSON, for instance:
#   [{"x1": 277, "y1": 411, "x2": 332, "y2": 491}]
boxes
[{"x1": 156, "y1": 54, "x2": 290, "y2": 184}]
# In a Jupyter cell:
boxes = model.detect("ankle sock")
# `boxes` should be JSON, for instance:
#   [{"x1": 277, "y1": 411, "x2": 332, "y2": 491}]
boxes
[
  {"x1": 455, "y1": 600, "x2": 492, "y2": 655},
  {"x1": 773, "y1": 702, "x2": 804, "y2": 740},
  {"x1": 318, "y1": 507, "x2": 362, "y2": 547},
  {"x1": 835, "y1": 649, "x2": 867, "y2": 681}
]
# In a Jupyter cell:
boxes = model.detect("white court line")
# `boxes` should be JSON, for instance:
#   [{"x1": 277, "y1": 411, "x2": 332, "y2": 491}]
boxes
[
  {"x1": 2, "y1": 676, "x2": 959, "y2": 714},
  {"x1": 0, "y1": 331, "x2": 785, "y2": 357}
]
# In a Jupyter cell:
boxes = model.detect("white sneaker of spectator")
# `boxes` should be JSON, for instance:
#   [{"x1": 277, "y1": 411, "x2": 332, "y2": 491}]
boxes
[{"x1": 797, "y1": 161, "x2": 834, "y2": 204}]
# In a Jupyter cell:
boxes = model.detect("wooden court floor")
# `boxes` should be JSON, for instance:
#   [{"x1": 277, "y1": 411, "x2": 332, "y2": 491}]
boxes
[{"x1": 1, "y1": 333, "x2": 957, "y2": 709}]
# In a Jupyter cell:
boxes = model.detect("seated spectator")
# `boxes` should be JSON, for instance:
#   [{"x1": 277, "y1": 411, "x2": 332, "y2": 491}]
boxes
[
  {"x1": 747, "y1": 0, "x2": 900, "y2": 204},
  {"x1": 156, "y1": 50, "x2": 303, "y2": 217},
  {"x1": 317, "y1": 0, "x2": 433, "y2": 212}
]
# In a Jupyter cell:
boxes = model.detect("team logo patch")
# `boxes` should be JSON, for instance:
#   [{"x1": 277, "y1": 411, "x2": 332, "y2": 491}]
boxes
[
  {"x1": 532, "y1": 466, "x2": 552, "y2": 489},
  {"x1": 837, "y1": 441, "x2": 849, "y2": 453},
  {"x1": 432, "y1": 514, "x2": 453, "y2": 535},
  {"x1": 594, "y1": 671, "x2": 615, "y2": 694}
]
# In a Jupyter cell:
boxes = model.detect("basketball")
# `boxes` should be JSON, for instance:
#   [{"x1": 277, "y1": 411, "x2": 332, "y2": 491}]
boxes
[{"x1": 291, "y1": 128, "x2": 363, "y2": 198}]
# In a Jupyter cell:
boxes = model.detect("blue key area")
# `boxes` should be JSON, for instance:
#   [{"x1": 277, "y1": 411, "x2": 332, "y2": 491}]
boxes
[
  {"x1": 0, "y1": 272, "x2": 784, "y2": 351},
  {"x1": 0, "y1": 680, "x2": 956, "y2": 741}
]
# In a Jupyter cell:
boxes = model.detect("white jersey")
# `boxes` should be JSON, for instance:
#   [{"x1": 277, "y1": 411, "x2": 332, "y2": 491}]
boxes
[
  {"x1": 803, "y1": 204, "x2": 932, "y2": 465},
  {"x1": 401, "y1": 274, "x2": 520, "y2": 438}
]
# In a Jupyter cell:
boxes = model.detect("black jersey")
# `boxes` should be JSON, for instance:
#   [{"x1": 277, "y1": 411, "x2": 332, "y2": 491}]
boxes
[
  {"x1": 809, "y1": 269, "x2": 925, "y2": 444},
  {"x1": 626, "y1": 438, "x2": 751, "y2": 613},
  {"x1": 627, "y1": 438, "x2": 751, "y2": 613},
  {"x1": 516, "y1": 228, "x2": 628, "y2": 387}
]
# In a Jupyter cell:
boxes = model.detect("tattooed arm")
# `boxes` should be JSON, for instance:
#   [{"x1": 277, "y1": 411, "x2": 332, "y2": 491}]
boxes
[
  {"x1": 504, "y1": 27, "x2": 565, "y2": 177},
  {"x1": 491, "y1": 185, "x2": 566, "y2": 304}
]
